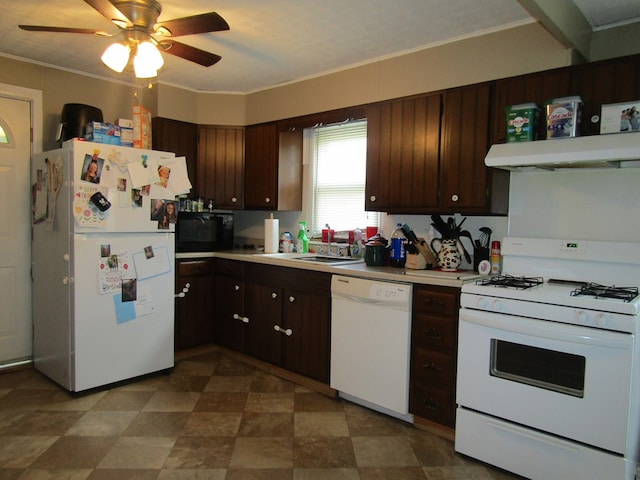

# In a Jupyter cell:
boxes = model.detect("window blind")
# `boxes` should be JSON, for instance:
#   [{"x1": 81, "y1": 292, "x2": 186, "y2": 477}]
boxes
[{"x1": 311, "y1": 120, "x2": 378, "y2": 235}]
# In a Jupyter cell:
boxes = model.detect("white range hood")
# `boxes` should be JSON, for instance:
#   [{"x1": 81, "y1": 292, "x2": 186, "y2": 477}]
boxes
[{"x1": 485, "y1": 133, "x2": 640, "y2": 171}]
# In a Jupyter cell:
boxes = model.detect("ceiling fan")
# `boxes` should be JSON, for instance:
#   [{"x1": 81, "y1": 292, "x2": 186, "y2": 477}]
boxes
[{"x1": 19, "y1": 0, "x2": 229, "y2": 77}]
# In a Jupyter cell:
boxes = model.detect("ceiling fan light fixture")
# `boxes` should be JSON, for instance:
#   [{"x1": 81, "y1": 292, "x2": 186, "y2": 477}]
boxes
[
  {"x1": 133, "y1": 41, "x2": 164, "y2": 78},
  {"x1": 101, "y1": 42, "x2": 131, "y2": 73}
]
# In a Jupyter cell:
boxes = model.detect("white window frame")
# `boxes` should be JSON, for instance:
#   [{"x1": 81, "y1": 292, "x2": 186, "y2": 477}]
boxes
[{"x1": 301, "y1": 120, "x2": 378, "y2": 238}]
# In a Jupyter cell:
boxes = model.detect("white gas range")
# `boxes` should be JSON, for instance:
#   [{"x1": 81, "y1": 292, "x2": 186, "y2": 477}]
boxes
[{"x1": 455, "y1": 237, "x2": 640, "y2": 480}]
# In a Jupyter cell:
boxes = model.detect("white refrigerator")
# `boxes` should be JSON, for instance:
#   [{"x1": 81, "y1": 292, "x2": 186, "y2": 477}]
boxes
[{"x1": 31, "y1": 139, "x2": 187, "y2": 392}]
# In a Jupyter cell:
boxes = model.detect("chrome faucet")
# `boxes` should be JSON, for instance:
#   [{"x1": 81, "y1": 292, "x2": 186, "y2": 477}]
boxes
[{"x1": 325, "y1": 223, "x2": 333, "y2": 256}]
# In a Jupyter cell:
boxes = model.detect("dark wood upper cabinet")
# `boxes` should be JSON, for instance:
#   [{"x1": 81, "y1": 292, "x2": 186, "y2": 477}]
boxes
[
  {"x1": 152, "y1": 117, "x2": 198, "y2": 189},
  {"x1": 569, "y1": 55, "x2": 640, "y2": 136},
  {"x1": 365, "y1": 93, "x2": 442, "y2": 213},
  {"x1": 244, "y1": 122, "x2": 303, "y2": 211},
  {"x1": 492, "y1": 68, "x2": 571, "y2": 144},
  {"x1": 197, "y1": 125, "x2": 244, "y2": 209},
  {"x1": 440, "y1": 83, "x2": 507, "y2": 215}
]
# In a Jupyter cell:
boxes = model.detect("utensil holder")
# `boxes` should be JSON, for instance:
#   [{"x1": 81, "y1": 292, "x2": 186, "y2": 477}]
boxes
[{"x1": 473, "y1": 246, "x2": 490, "y2": 273}]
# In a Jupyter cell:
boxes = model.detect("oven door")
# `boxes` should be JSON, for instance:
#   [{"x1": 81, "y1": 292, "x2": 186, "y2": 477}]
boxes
[{"x1": 457, "y1": 308, "x2": 633, "y2": 454}]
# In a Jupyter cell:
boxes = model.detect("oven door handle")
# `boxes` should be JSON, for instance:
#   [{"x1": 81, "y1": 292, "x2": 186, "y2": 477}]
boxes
[{"x1": 460, "y1": 310, "x2": 632, "y2": 350}]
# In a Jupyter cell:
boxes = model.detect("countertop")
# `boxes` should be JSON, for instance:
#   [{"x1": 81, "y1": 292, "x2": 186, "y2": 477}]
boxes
[{"x1": 176, "y1": 250, "x2": 481, "y2": 288}]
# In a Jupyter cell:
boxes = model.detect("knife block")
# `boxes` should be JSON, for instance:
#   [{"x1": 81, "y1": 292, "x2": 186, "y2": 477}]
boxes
[{"x1": 412, "y1": 237, "x2": 437, "y2": 269}]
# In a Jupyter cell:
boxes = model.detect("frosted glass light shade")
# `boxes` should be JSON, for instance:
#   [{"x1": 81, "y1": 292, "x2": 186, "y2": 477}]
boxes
[
  {"x1": 133, "y1": 41, "x2": 164, "y2": 78},
  {"x1": 101, "y1": 43, "x2": 130, "y2": 73}
]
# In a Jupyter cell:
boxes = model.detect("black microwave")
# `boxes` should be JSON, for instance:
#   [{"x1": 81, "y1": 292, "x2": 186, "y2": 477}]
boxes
[{"x1": 176, "y1": 212, "x2": 234, "y2": 253}]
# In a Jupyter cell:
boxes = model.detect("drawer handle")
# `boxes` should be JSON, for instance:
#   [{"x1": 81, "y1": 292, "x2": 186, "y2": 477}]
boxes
[
  {"x1": 274, "y1": 325, "x2": 293, "y2": 336},
  {"x1": 424, "y1": 298, "x2": 445, "y2": 308},
  {"x1": 233, "y1": 313, "x2": 249, "y2": 323},
  {"x1": 424, "y1": 327, "x2": 443, "y2": 340},
  {"x1": 423, "y1": 398, "x2": 440, "y2": 410},
  {"x1": 423, "y1": 362, "x2": 443, "y2": 372}
]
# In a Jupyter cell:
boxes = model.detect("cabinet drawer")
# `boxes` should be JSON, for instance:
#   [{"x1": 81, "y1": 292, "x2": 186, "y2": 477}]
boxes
[
  {"x1": 412, "y1": 314, "x2": 458, "y2": 350},
  {"x1": 409, "y1": 384, "x2": 456, "y2": 427},
  {"x1": 215, "y1": 258, "x2": 245, "y2": 277},
  {"x1": 411, "y1": 347, "x2": 456, "y2": 387},
  {"x1": 413, "y1": 286, "x2": 459, "y2": 316},
  {"x1": 178, "y1": 259, "x2": 213, "y2": 276}
]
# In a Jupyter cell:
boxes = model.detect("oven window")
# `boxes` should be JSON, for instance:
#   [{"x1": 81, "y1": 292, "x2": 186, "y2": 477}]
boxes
[{"x1": 490, "y1": 340, "x2": 585, "y2": 397}]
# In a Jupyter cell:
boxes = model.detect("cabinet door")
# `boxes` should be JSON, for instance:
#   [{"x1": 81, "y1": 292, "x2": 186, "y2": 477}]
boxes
[
  {"x1": 440, "y1": 83, "x2": 505, "y2": 214},
  {"x1": 175, "y1": 259, "x2": 214, "y2": 350},
  {"x1": 492, "y1": 68, "x2": 571, "y2": 144},
  {"x1": 365, "y1": 94, "x2": 441, "y2": 212},
  {"x1": 244, "y1": 123, "x2": 303, "y2": 211},
  {"x1": 244, "y1": 123, "x2": 278, "y2": 209},
  {"x1": 569, "y1": 55, "x2": 640, "y2": 136},
  {"x1": 152, "y1": 118, "x2": 198, "y2": 188},
  {"x1": 198, "y1": 125, "x2": 244, "y2": 209},
  {"x1": 244, "y1": 281, "x2": 283, "y2": 365},
  {"x1": 214, "y1": 274, "x2": 245, "y2": 352},
  {"x1": 281, "y1": 287, "x2": 331, "y2": 383}
]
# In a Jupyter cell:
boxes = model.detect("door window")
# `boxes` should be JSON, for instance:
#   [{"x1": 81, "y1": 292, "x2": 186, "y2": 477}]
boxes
[
  {"x1": 490, "y1": 339, "x2": 586, "y2": 397},
  {"x1": 0, "y1": 119, "x2": 12, "y2": 146}
]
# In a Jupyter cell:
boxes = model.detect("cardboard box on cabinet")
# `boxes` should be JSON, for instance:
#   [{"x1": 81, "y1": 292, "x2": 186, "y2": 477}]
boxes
[
  {"x1": 132, "y1": 105, "x2": 152, "y2": 149},
  {"x1": 600, "y1": 100, "x2": 640, "y2": 134}
]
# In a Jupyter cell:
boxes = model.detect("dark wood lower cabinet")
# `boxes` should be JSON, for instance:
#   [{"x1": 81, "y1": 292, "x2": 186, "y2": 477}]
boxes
[
  {"x1": 213, "y1": 259, "x2": 331, "y2": 384},
  {"x1": 175, "y1": 259, "x2": 215, "y2": 350},
  {"x1": 409, "y1": 284, "x2": 460, "y2": 428}
]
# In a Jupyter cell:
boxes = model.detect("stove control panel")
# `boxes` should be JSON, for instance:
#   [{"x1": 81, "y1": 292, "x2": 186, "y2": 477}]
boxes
[{"x1": 461, "y1": 294, "x2": 637, "y2": 334}]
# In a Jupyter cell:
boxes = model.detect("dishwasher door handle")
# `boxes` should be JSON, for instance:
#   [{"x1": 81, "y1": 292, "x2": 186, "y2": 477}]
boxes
[{"x1": 333, "y1": 294, "x2": 384, "y2": 305}]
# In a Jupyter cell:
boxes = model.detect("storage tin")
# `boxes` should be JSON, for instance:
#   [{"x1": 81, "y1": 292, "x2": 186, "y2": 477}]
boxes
[
  {"x1": 545, "y1": 96, "x2": 582, "y2": 139},
  {"x1": 506, "y1": 103, "x2": 540, "y2": 142}
]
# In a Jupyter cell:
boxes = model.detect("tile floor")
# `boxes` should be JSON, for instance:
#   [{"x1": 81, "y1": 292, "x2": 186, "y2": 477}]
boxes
[{"x1": 0, "y1": 349, "x2": 522, "y2": 479}]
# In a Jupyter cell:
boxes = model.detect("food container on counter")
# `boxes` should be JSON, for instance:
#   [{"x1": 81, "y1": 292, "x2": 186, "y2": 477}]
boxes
[{"x1": 364, "y1": 235, "x2": 389, "y2": 266}]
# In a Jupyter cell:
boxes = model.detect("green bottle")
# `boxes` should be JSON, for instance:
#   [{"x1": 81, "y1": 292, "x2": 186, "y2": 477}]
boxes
[{"x1": 297, "y1": 221, "x2": 309, "y2": 253}]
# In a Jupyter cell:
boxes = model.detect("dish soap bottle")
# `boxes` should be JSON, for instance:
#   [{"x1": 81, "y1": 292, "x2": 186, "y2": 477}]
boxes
[{"x1": 296, "y1": 221, "x2": 309, "y2": 253}]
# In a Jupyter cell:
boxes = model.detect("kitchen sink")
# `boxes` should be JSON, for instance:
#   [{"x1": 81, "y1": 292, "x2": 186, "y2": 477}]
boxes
[{"x1": 292, "y1": 255, "x2": 364, "y2": 265}]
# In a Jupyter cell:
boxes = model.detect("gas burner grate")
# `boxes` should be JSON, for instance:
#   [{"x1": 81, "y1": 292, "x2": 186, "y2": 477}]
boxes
[
  {"x1": 476, "y1": 275, "x2": 544, "y2": 290},
  {"x1": 570, "y1": 283, "x2": 639, "y2": 302}
]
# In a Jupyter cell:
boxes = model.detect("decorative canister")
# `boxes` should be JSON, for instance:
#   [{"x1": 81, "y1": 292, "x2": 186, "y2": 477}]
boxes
[{"x1": 430, "y1": 238, "x2": 462, "y2": 271}]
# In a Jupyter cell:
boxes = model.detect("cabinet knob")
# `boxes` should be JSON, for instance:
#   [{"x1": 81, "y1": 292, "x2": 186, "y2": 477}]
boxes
[
  {"x1": 451, "y1": 194, "x2": 459, "y2": 202},
  {"x1": 289, "y1": 296, "x2": 295, "y2": 303},
  {"x1": 234, "y1": 285, "x2": 240, "y2": 291},
  {"x1": 265, "y1": 197, "x2": 271, "y2": 203},
  {"x1": 271, "y1": 292, "x2": 278, "y2": 299},
  {"x1": 370, "y1": 195, "x2": 377, "y2": 202},
  {"x1": 231, "y1": 197, "x2": 238, "y2": 203}
]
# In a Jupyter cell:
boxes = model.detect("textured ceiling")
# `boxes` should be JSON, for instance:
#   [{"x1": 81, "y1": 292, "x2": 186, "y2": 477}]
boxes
[{"x1": 0, "y1": 0, "x2": 639, "y2": 93}]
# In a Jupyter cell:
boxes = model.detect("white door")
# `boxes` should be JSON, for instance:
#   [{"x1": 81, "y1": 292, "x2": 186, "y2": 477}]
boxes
[{"x1": 0, "y1": 95, "x2": 33, "y2": 365}]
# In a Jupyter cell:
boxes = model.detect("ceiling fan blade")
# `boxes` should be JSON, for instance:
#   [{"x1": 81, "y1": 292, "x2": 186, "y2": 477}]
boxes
[
  {"x1": 160, "y1": 40, "x2": 221, "y2": 67},
  {"x1": 19, "y1": 25, "x2": 110, "y2": 36},
  {"x1": 156, "y1": 12, "x2": 229, "y2": 37},
  {"x1": 83, "y1": 0, "x2": 132, "y2": 27}
]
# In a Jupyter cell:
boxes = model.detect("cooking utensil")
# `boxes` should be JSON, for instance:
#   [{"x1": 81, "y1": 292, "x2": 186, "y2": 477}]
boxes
[{"x1": 479, "y1": 227, "x2": 492, "y2": 248}]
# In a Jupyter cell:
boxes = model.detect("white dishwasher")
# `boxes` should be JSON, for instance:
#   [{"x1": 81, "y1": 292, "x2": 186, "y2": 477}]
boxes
[{"x1": 330, "y1": 275, "x2": 413, "y2": 422}]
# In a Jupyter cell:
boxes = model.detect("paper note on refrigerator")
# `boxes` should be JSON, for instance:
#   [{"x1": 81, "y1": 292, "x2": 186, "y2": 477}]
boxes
[
  {"x1": 133, "y1": 245, "x2": 171, "y2": 280},
  {"x1": 98, "y1": 251, "x2": 134, "y2": 294},
  {"x1": 168, "y1": 157, "x2": 192, "y2": 195}
]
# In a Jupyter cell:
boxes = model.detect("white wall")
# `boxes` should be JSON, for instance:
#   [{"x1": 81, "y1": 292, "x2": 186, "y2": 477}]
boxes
[{"x1": 508, "y1": 168, "x2": 640, "y2": 242}]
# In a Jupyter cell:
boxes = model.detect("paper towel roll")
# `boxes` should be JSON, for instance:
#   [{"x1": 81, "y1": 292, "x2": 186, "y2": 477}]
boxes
[{"x1": 264, "y1": 216, "x2": 279, "y2": 253}]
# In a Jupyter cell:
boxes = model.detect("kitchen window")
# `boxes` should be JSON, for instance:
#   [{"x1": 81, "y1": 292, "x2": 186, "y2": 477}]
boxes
[{"x1": 304, "y1": 119, "x2": 378, "y2": 236}]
